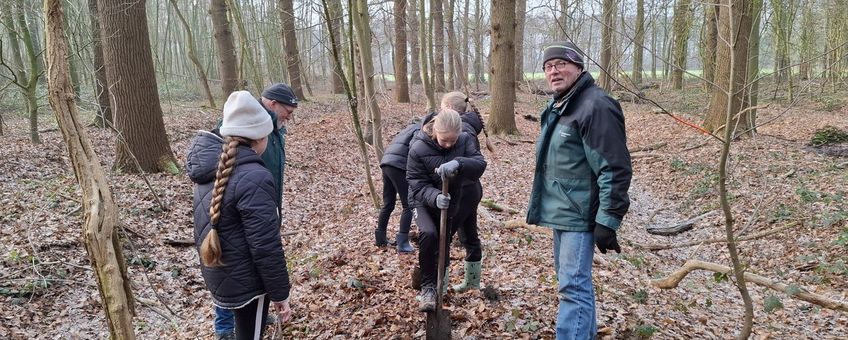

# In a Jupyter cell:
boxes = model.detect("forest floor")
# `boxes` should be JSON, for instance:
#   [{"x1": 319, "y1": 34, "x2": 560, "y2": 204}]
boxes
[{"x1": 1, "y1": 83, "x2": 847, "y2": 339}]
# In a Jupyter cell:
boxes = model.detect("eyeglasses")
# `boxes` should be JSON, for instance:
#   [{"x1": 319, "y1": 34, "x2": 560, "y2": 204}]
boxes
[{"x1": 543, "y1": 62, "x2": 570, "y2": 73}]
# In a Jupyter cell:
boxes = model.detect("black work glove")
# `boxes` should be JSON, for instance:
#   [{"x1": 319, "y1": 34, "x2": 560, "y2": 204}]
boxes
[{"x1": 594, "y1": 224, "x2": 621, "y2": 254}]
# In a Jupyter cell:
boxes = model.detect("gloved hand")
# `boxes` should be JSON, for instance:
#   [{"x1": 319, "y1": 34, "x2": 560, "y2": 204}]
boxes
[
  {"x1": 435, "y1": 194, "x2": 451, "y2": 209},
  {"x1": 594, "y1": 224, "x2": 621, "y2": 254},
  {"x1": 435, "y1": 160, "x2": 460, "y2": 178}
]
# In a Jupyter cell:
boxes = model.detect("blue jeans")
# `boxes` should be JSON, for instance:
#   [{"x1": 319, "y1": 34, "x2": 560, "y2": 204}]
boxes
[
  {"x1": 214, "y1": 306, "x2": 234, "y2": 335},
  {"x1": 553, "y1": 230, "x2": 596, "y2": 340}
]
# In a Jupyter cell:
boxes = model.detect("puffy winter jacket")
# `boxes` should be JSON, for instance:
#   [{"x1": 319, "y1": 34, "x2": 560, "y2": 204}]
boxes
[
  {"x1": 460, "y1": 111, "x2": 484, "y2": 151},
  {"x1": 380, "y1": 122, "x2": 421, "y2": 171},
  {"x1": 186, "y1": 131, "x2": 291, "y2": 308},
  {"x1": 407, "y1": 118, "x2": 487, "y2": 218},
  {"x1": 526, "y1": 72, "x2": 632, "y2": 232}
]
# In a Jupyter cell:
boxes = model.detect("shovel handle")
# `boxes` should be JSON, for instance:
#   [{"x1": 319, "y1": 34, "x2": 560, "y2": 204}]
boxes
[{"x1": 436, "y1": 173, "x2": 449, "y2": 309}]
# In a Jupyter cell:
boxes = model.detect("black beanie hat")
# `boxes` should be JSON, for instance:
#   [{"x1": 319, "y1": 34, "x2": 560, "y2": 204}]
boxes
[
  {"x1": 262, "y1": 83, "x2": 299, "y2": 107},
  {"x1": 542, "y1": 42, "x2": 585, "y2": 70}
]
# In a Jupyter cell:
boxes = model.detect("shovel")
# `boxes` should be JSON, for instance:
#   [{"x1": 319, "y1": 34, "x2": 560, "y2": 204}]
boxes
[{"x1": 426, "y1": 173, "x2": 452, "y2": 340}]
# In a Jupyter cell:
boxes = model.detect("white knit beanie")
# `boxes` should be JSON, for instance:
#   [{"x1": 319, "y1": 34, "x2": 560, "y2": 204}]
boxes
[{"x1": 220, "y1": 91, "x2": 272, "y2": 140}]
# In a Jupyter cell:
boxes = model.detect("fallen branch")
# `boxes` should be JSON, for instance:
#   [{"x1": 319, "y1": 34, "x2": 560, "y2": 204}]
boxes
[
  {"x1": 653, "y1": 259, "x2": 848, "y2": 312},
  {"x1": 629, "y1": 142, "x2": 667, "y2": 153},
  {"x1": 646, "y1": 211, "x2": 717, "y2": 236},
  {"x1": 638, "y1": 222, "x2": 797, "y2": 251}
]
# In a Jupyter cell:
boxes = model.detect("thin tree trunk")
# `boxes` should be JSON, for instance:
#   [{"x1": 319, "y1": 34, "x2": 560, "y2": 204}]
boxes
[
  {"x1": 445, "y1": 0, "x2": 457, "y2": 89},
  {"x1": 280, "y1": 0, "x2": 306, "y2": 100},
  {"x1": 227, "y1": 0, "x2": 261, "y2": 93},
  {"x1": 327, "y1": 0, "x2": 345, "y2": 93},
  {"x1": 514, "y1": 0, "x2": 527, "y2": 89},
  {"x1": 87, "y1": 0, "x2": 112, "y2": 127},
  {"x1": 671, "y1": 0, "x2": 693, "y2": 89},
  {"x1": 169, "y1": 0, "x2": 216, "y2": 108},
  {"x1": 320, "y1": 0, "x2": 380, "y2": 209},
  {"x1": 432, "y1": 0, "x2": 446, "y2": 91},
  {"x1": 45, "y1": 1, "x2": 136, "y2": 339},
  {"x1": 473, "y1": 0, "x2": 484, "y2": 88},
  {"x1": 702, "y1": 0, "x2": 719, "y2": 89},
  {"x1": 598, "y1": 0, "x2": 615, "y2": 91},
  {"x1": 419, "y1": 0, "x2": 436, "y2": 110},
  {"x1": 353, "y1": 0, "x2": 384, "y2": 159},
  {"x1": 394, "y1": 0, "x2": 410, "y2": 102},
  {"x1": 408, "y1": 0, "x2": 422, "y2": 85},
  {"x1": 633, "y1": 0, "x2": 645, "y2": 84}
]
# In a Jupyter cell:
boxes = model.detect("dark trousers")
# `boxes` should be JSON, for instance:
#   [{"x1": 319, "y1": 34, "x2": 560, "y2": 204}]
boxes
[
  {"x1": 377, "y1": 166, "x2": 413, "y2": 234},
  {"x1": 232, "y1": 295, "x2": 271, "y2": 340},
  {"x1": 416, "y1": 206, "x2": 450, "y2": 288},
  {"x1": 453, "y1": 182, "x2": 483, "y2": 262}
]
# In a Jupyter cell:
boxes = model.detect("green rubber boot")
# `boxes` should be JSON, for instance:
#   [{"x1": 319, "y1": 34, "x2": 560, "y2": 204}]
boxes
[{"x1": 452, "y1": 261, "x2": 482, "y2": 293}]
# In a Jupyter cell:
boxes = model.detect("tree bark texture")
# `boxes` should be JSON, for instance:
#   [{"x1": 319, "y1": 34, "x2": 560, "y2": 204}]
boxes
[
  {"x1": 514, "y1": 0, "x2": 527, "y2": 87},
  {"x1": 394, "y1": 0, "x2": 410, "y2": 102},
  {"x1": 87, "y1": 0, "x2": 112, "y2": 127},
  {"x1": 45, "y1": 1, "x2": 136, "y2": 338},
  {"x1": 280, "y1": 0, "x2": 306, "y2": 100},
  {"x1": 327, "y1": 0, "x2": 346, "y2": 93},
  {"x1": 703, "y1": 0, "x2": 755, "y2": 135},
  {"x1": 210, "y1": 0, "x2": 239, "y2": 98},
  {"x1": 488, "y1": 0, "x2": 517, "y2": 134},
  {"x1": 671, "y1": 0, "x2": 693, "y2": 89},
  {"x1": 632, "y1": 0, "x2": 645, "y2": 85},
  {"x1": 353, "y1": 0, "x2": 384, "y2": 159},
  {"x1": 702, "y1": 0, "x2": 719, "y2": 88},
  {"x1": 408, "y1": 0, "x2": 422, "y2": 85},
  {"x1": 431, "y1": 0, "x2": 446, "y2": 91},
  {"x1": 418, "y1": 0, "x2": 436, "y2": 110},
  {"x1": 98, "y1": 0, "x2": 177, "y2": 173},
  {"x1": 598, "y1": 0, "x2": 615, "y2": 91}
]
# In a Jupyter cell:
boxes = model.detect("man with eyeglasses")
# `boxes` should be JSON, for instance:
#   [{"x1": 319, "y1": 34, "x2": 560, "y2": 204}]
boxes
[{"x1": 526, "y1": 42, "x2": 632, "y2": 339}]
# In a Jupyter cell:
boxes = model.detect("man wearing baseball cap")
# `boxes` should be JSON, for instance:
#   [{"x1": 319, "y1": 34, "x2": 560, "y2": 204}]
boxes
[{"x1": 526, "y1": 42, "x2": 632, "y2": 339}]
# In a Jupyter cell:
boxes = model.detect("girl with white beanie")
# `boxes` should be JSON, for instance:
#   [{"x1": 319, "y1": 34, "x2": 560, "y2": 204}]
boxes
[{"x1": 187, "y1": 91, "x2": 292, "y2": 339}]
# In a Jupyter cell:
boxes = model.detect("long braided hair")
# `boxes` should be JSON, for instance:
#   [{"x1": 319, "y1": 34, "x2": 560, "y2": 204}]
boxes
[
  {"x1": 200, "y1": 136, "x2": 249, "y2": 267},
  {"x1": 441, "y1": 91, "x2": 495, "y2": 153}
]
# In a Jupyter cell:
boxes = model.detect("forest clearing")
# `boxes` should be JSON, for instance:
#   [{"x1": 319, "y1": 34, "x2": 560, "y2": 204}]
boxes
[{"x1": 1, "y1": 0, "x2": 848, "y2": 339}]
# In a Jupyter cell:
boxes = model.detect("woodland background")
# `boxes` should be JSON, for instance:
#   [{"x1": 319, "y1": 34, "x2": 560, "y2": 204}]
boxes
[{"x1": 0, "y1": 0, "x2": 846, "y2": 339}]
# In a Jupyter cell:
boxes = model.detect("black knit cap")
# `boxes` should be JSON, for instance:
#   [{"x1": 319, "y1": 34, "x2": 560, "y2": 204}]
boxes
[
  {"x1": 542, "y1": 42, "x2": 585, "y2": 70},
  {"x1": 262, "y1": 83, "x2": 299, "y2": 107}
]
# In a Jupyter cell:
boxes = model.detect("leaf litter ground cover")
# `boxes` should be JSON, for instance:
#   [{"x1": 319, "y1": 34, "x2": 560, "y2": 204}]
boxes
[{"x1": 0, "y1": 88, "x2": 846, "y2": 339}]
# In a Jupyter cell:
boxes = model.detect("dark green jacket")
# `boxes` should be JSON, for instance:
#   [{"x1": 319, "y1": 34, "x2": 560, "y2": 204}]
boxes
[{"x1": 526, "y1": 72, "x2": 632, "y2": 232}]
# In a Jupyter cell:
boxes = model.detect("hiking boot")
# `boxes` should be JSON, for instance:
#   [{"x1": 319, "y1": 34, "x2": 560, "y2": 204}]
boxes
[
  {"x1": 417, "y1": 286, "x2": 437, "y2": 312},
  {"x1": 375, "y1": 228, "x2": 389, "y2": 247}
]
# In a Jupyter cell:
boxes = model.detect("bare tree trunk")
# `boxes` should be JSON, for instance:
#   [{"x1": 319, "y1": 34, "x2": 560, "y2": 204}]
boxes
[
  {"x1": 746, "y1": 0, "x2": 763, "y2": 123},
  {"x1": 671, "y1": 0, "x2": 693, "y2": 89},
  {"x1": 408, "y1": 0, "x2": 422, "y2": 85},
  {"x1": 227, "y1": 0, "x2": 262, "y2": 93},
  {"x1": 632, "y1": 0, "x2": 645, "y2": 84},
  {"x1": 280, "y1": 0, "x2": 306, "y2": 100},
  {"x1": 353, "y1": 0, "x2": 384, "y2": 159},
  {"x1": 473, "y1": 0, "x2": 484, "y2": 88},
  {"x1": 99, "y1": 0, "x2": 177, "y2": 173},
  {"x1": 320, "y1": 0, "x2": 380, "y2": 209},
  {"x1": 488, "y1": 0, "x2": 517, "y2": 134},
  {"x1": 558, "y1": 0, "x2": 569, "y2": 39},
  {"x1": 327, "y1": 0, "x2": 345, "y2": 93},
  {"x1": 798, "y1": 3, "x2": 813, "y2": 80},
  {"x1": 210, "y1": 0, "x2": 240, "y2": 99},
  {"x1": 445, "y1": 0, "x2": 457, "y2": 89},
  {"x1": 394, "y1": 0, "x2": 411, "y2": 102},
  {"x1": 87, "y1": 0, "x2": 112, "y2": 127},
  {"x1": 419, "y1": 0, "x2": 436, "y2": 110},
  {"x1": 169, "y1": 0, "x2": 216, "y2": 108},
  {"x1": 45, "y1": 1, "x2": 136, "y2": 339},
  {"x1": 702, "y1": 0, "x2": 719, "y2": 88},
  {"x1": 4, "y1": 0, "x2": 41, "y2": 144},
  {"x1": 598, "y1": 0, "x2": 615, "y2": 91},
  {"x1": 432, "y1": 0, "x2": 446, "y2": 91},
  {"x1": 514, "y1": 0, "x2": 527, "y2": 89}
]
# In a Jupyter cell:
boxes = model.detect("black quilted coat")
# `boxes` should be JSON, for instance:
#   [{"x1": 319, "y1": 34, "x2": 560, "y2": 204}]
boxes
[{"x1": 186, "y1": 131, "x2": 291, "y2": 308}]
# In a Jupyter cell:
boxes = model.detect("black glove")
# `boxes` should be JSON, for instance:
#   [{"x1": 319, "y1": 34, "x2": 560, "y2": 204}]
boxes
[
  {"x1": 594, "y1": 224, "x2": 621, "y2": 254},
  {"x1": 435, "y1": 194, "x2": 450, "y2": 209},
  {"x1": 435, "y1": 160, "x2": 460, "y2": 178}
]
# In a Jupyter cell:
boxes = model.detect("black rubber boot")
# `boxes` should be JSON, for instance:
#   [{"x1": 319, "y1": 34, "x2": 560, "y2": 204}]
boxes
[{"x1": 375, "y1": 228, "x2": 388, "y2": 247}]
